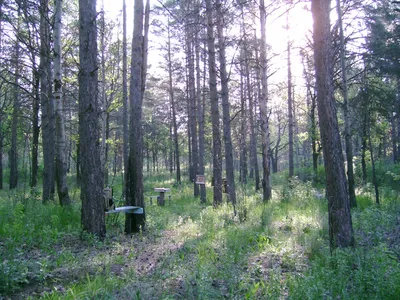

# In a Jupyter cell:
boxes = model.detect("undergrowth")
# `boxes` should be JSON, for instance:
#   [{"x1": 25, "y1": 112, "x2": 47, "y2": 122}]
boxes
[{"x1": 0, "y1": 174, "x2": 399, "y2": 299}]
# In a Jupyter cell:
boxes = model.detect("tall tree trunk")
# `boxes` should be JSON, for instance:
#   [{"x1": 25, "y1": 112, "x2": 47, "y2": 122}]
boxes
[
  {"x1": 253, "y1": 46, "x2": 261, "y2": 191},
  {"x1": 10, "y1": 7, "x2": 22, "y2": 190},
  {"x1": 239, "y1": 59, "x2": 248, "y2": 184},
  {"x1": 367, "y1": 117, "x2": 379, "y2": 204},
  {"x1": 259, "y1": 0, "x2": 272, "y2": 201},
  {"x1": 54, "y1": 0, "x2": 70, "y2": 206},
  {"x1": 187, "y1": 94, "x2": 192, "y2": 181},
  {"x1": 169, "y1": 112, "x2": 173, "y2": 174},
  {"x1": 122, "y1": 0, "x2": 129, "y2": 194},
  {"x1": 66, "y1": 69, "x2": 72, "y2": 174},
  {"x1": 31, "y1": 68, "x2": 40, "y2": 188},
  {"x1": 311, "y1": 94, "x2": 319, "y2": 178},
  {"x1": 361, "y1": 117, "x2": 367, "y2": 183},
  {"x1": 396, "y1": 77, "x2": 400, "y2": 162},
  {"x1": 100, "y1": 0, "x2": 107, "y2": 184},
  {"x1": 336, "y1": 0, "x2": 356, "y2": 208},
  {"x1": 0, "y1": 4, "x2": 3, "y2": 190},
  {"x1": 76, "y1": 141, "x2": 80, "y2": 184},
  {"x1": 26, "y1": 4, "x2": 41, "y2": 188},
  {"x1": 216, "y1": 0, "x2": 236, "y2": 207},
  {"x1": 391, "y1": 113, "x2": 397, "y2": 162},
  {"x1": 301, "y1": 51, "x2": 319, "y2": 179},
  {"x1": 196, "y1": 28, "x2": 206, "y2": 202},
  {"x1": 311, "y1": 0, "x2": 354, "y2": 249},
  {"x1": 146, "y1": 147, "x2": 149, "y2": 173},
  {"x1": 104, "y1": 111, "x2": 110, "y2": 185},
  {"x1": 0, "y1": 113, "x2": 2, "y2": 189},
  {"x1": 186, "y1": 20, "x2": 199, "y2": 197},
  {"x1": 167, "y1": 19, "x2": 181, "y2": 184},
  {"x1": 126, "y1": 0, "x2": 145, "y2": 233},
  {"x1": 9, "y1": 42, "x2": 19, "y2": 190},
  {"x1": 249, "y1": 81, "x2": 259, "y2": 185},
  {"x1": 79, "y1": 0, "x2": 106, "y2": 238},
  {"x1": 239, "y1": 8, "x2": 246, "y2": 184},
  {"x1": 142, "y1": 0, "x2": 150, "y2": 90},
  {"x1": 205, "y1": 0, "x2": 222, "y2": 206},
  {"x1": 272, "y1": 116, "x2": 285, "y2": 173},
  {"x1": 242, "y1": 9, "x2": 257, "y2": 187},
  {"x1": 287, "y1": 15, "x2": 294, "y2": 178},
  {"x1": 40, "y1": 0, "x2": 55, "y2": 202}
]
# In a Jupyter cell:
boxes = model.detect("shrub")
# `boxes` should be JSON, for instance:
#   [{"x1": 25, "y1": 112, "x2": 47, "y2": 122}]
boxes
[
  {"x1": 288, "y1": 245, "x2": 400, "y2": 299},
  {"x1": 356, "y1": 194, "x2": 374, "y2": 210}
]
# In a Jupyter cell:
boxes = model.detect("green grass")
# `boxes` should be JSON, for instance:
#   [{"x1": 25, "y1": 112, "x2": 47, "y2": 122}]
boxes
[{"x1": 1, "y1": 172, "x2": 399, "y2": 299}]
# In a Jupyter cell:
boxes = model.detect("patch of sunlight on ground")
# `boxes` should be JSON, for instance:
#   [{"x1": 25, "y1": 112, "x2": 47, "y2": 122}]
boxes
[{"x1": 172, "y1": 215, "x2": 202, "y2": 240}]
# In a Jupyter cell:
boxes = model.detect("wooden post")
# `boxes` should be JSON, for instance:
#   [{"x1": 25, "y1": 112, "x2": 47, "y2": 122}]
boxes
[{"x1": 158, "y1": 191, "x2": 165, "y2": 206}]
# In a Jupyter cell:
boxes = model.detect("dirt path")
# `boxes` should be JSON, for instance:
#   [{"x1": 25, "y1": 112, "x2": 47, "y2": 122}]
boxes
[{"x1": 7, "y1": 228, "x2": 188, "y2": 299}]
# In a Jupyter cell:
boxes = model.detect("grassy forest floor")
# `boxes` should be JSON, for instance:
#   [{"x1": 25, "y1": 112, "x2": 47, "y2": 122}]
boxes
[{"x1": 0, "y1": 172, "x2": 399, "y2": 299}]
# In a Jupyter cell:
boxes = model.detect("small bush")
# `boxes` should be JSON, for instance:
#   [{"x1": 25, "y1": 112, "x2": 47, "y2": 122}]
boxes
[
  {"x1": 288, "y1": 245, "x2": 400, "y2": 299},
  {"x1": 0, "y1": 258, "x2": 30, "y2": 294},
  {"x1": 356, "y1": 194, "x2": 374, "y2": 210}
]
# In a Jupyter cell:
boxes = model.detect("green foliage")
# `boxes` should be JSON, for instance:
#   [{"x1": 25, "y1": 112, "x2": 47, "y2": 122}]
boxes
[
  {"x1": 288, "y1": 245, "x2": 400, "y2": 299},
  {"x1": 291, "y1": 165, "x2": 326, "y2": 185},
  {"x1": 355, "y1": 160, "x2": 400, "y2": 193},
  {"x1": 0, "y1": 257, "x2": 30, "y2": 295},
  {"x1": 0, "y1": 198, "x2": 80, "y2": 252},
  {"x1": 0, "y1": 193, "x2": 81, "y2": 294},
  {"x1": 41, "y1": 273, "x2": 125, "y2": 300},
  {"x1": 1, "y1": 173, "x2": 399, "y2": 299},
  {"x1": 381, "y1": 162, "x2": 400, "y2": 192},
  {"x1": 289, "y1": 199, "x2": 400, "y2": 300},
  {"x1": 356, "y1": 194, "x2": 374, "y2": 210}
]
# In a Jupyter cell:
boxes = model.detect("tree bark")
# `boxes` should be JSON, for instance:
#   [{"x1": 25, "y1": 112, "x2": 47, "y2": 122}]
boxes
[
  {"x1": 336, "y1": 0, "x2": 356, "y2": 208},
  {"x1": 259, "y1": 0, "x2": 272, "y2": 201},
  {"x1": 169, "y1": 113, "x2": 173, "y2": 174},
  {"x1": 185, "y1": 19, "x2": 199, "y2": 197},
  {"x1": 27, "y1": 8, "x2": 41, "y2": 188},
  {"x1": 361, "y1": 117, "x2": 367, "y2": 183},
  {"x1": 126, "y1": 0, "x2": 145, "y2": 233},
  {"x1": 100, "y1": 0, "x2": 107, "y2": 184},
  {"x1": 391, "y1": 113, "x2": 397, "y2": 162},
  {"x1": 287, "y1": 16, "x2": 294, "y2": 178},
  {"x1": 396, "y1": 77, "x2": 400, "y2": 162},
  {"x1": 205, "y1": 0, "x2": 222, "y2": 206},
  {"x1": 311, "y1": 0, "x2": 354, "y2": 249},
  {"x1": 254, "y1": 45, "x2": 261, "y2": 190},
  {"x1": 367, "y1": 117, "x2": 379, "y2": 204},
  {"x1": 311, "y1": 94, "x2": 319, "y2": 178},
  {"x1": 76, "y1": 141, "x2": 81, "y2": 184},
  {"x1": 272, "y1": 114, "x2": 285, "y2": 174},
  {"x1": 9, "y1": 41, "x2": 19, "y2": 190},
  {"x1": 142, "y1": 0, "x2": 150, "y2": 91},
  {"x1": 196, "y1": 28, "x2": 206, "y2": 202},
  {"x1": 79, "y1": 0, "x2": 106, "y2": 238},
  {"x1": 31, "y1": 68, "x2": 40, "y2": 188},
  {"x1": 216, "y1": 0, "x2": 236, "y2": 207},
  {"x1": 0, "y1": 4, "x2": 3, "y2": 190},
  {"x1": 54, "y1": 0, "x2": 71, "y2": 206},
  {"x1": 301, "y1": 51, "x2": 319, "y2": 179},
  {"x1": 241, "y1": 8, "x2": 257, "y2": 188},
  {"x1": 9, "y1": 6, "x2": 22, "y2": 190},
  {"x1": 0, "y1": 113, "x2": 2, "y2": 190},
  {"x1": 167, "y1": 19, "x2": 181, "y2": 184},
  {"x1": 122, "y1": 0, "x2": 129, "y2": 194},
  {"x1": 40, "y1": 0, "x2": 55, "y2": 202},
  {"x1": 239, "y1": 60, "x2": 248, "y2": 184}
]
